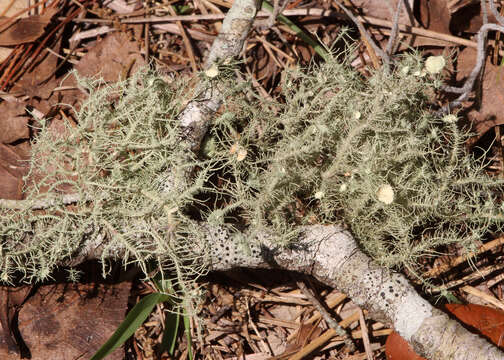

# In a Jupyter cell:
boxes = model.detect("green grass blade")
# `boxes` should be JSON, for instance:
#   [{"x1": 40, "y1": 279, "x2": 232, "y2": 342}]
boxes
[
  {"x1": 261, "y1": 1, "x2": 330, "y2": 61},
  {"x1": 90, "y1": 292, "x2": 171, "y2": 360},
  {"x1": 183, "y1": 311, "x2": 194, "y2": 360},
  {"x1": 160, "y1": 311, "x2": 181, "y2": 356}
]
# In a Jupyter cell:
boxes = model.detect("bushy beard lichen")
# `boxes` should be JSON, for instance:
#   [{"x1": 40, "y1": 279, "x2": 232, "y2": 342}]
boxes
[{"x1": 1, "y1": 52, "x2": 503, "y2": 294}]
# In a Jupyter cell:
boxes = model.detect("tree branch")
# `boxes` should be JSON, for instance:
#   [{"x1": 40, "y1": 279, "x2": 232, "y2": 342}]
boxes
[
  {"x1": 203, "y1": 224, "x2": 504, "y2": 360},
  {"x1": 52, "y1": 222, "x2": 504, "y2": 359},
  {"x1": 177, "y1": 0, "x2": 259, "y2": 152},
  {"x1": 3, "y1": 1, "x2": 504, "y2": 359}
]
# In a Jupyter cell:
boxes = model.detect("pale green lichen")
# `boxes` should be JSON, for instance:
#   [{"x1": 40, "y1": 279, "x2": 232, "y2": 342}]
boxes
[
  {"x1": 0, "y1": 69, "x2": 209, "y2": 299},
  {"x1": 0, "y1": 49, "x2": 503, "y2": 296},
  {"x1": 207, "y1": 52, "x2": 504, "y2": 276}
]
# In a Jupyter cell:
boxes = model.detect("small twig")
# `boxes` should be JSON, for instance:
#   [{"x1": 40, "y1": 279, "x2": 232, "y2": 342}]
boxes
[
  {"x1": 476, "y1": 0, "x2": 490, "y2": 109},
  {"x1": 69, "y1": 25, "x2": 114, "y2": 42},
  {"x1": 359, "y1": 26, "x2": 381, "y2": 69},
  {"x1": 0, "y1": 0, "x2": 16, "y2": 16},
  {"x1": 488, "y1": 272, "x2": 504, "y2": 288},
  {"x1": 288, "y1": 310, "x2": 361, "y2": 360},
  {"x1": 267, "y1": 0, "x2": 289, "y2": 28},
  {"x1": 358, "y1": 308, "x2": 373, "y2": 360},
  {"x1": 255, "y1": 35, "x2": 285, "y2": 68},
  {"x1": 154, "y1": 23, "x2": 216, "y2": 42},
  {"x1": 0, "y1": 46, "x2": 24, "y2": 90},
  {"x1": 246, "y1": 299, "x2": 272, "y2": 355},
  {"x1": 39, "y1": 40, "x2": 84, "y2": 84},
  {"x1": 461, "y1": 285, "x2": 504, "y2": 311},
  {"x1": 145, "y1": 21, "x2": 150, "y2": 61},
  {"x1": 296, "y1": 279, "x2": 356, "y2": 352},
  {"x1": 423, "y1": 235, "x2": 504, "y2": 278},
  {"x1": 242, "y1": 64, "x2": 273, "y2": 100},
  {"x1": 439, "y1": 22, "x2": 504, "y2": 113},
  {"x1": 117, "y1": 8, "x2": 478, "y2": 48},
  {"x1": 332, "y1": 0, "x2": 390, "y2": 65},
  {"x1": 210, "y1": 304, "x2": 231, "y2": 323},
  {"x1": 287, "y1": 292, "x2": 347, "y2": 342},
  {"x1": 167, "y1": 5, "x2": 198, "y2": 73},
  {"x1": 427, "y1": 262, "x2": 504, "y2": 294},
  {"x1": 68, "y1": 0, "x2": 85, "y2": 9},
  {"x1": 254, "y1": 35, "x2": 294, "y2": 62},
  {"x1": 59, "y1": 17, "x2": 113, "y2": 24},
  {"x1": 385, "y1": 0, "x2": 403, "y2": 56},
  {"x1": 11, "y1": 6, "x2": 81, "y2": 87},
  {"x1": 489, "y1": 0, "x2": 504, "y2": 25}
]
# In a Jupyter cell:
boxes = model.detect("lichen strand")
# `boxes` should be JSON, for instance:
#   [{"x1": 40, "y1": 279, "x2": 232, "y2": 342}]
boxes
[
  {"x1": 0, "y1": 69, "x2": 208, "y2": 292},
  {"x1": 1, "y1": 49, "x2": 503, "y2": 300},
  {"x1": 208, "y1": 51, "x2": 504, "y2": 281}
]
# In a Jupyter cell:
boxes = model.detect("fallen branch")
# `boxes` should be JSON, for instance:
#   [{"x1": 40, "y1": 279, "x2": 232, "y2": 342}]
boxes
[
  {"x1": 3, "y1": 1, "x2": 504, "y2": 359},
  {"x1": 55, "y1": 223, "x2": 504, "y2": 359}
]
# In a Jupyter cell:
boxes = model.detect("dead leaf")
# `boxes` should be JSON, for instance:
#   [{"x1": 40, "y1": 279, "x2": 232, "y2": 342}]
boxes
[
  {"x1": 0, "y1": 101, "x2": 29, "y2": 144},
  {"x1": 0, "y1": 162, "x2": 23, "y2": 200},
  {"x1": 74, "y1": 32, "x2": 146, "y2": 82},
  {"x1": 0, "y1": 0, "x2": 36, "y2": 62},
  {"x1": 10, "y1": 37, "x2": 61, "y2": 99},
  {"x1": 9, "y1": 282, "x2": 132, "y2": 360},
  {"x1": 417, "y1": 0, "x2": 451, "y2": 34},
  {"x1": 444, "y1": 303, "x2": 504, "y2": 348},
  {"x1": 0, "y1": 142, "x2": 29, "y2": 199},
  {"x1": 456, "y1": 48, "x2": 504, "y2": 138},
  {"x1": 0, "y1": 9, "x2": 58, "y2": 46},
  {"x1": 450, "y1": 1, "x2": 501, "y2": 34},
  {"x1": 0, "y1": 286, "x2": 31, "y2": 356},
  {"x1": 105, "y1": 0, "x2": 142, "y2": 14},
  {"x1": 385, "y1": 331, "x2": 426, "y2": 360},
  {"x1": 349, "y1": 0, "x2": 414, "y2": 25},
  {"x1": 448, "y1": 0, "x2": 479, "y2": 14},
  {"x1": 0, "y1": 0, "x2": 30, "y2": 17}
]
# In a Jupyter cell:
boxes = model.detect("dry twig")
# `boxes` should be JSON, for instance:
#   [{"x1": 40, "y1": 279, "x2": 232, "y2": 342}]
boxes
[{"x1": 296, "y1": 278, "x2": 356, "y2": 352}]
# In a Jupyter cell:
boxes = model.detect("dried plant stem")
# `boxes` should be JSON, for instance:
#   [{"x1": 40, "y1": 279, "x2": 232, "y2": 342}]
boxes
[
  {"x1": 440, "y1": 0, "x2": 504, "y2": 113},
  {"x1": 167, "y1": 5, "x2": 198, "y2": 73},
  {"x1": 296, "y1": 278, "x2": 356, "y2": 352},
  {"x1": 440, "y1": 23, "x2": 504, "y2": 113},
  {"x1": 118, "y1": 8, "x2": 477, "y2": 48},
  {"x1": 423, "y1": 235, "x2": 504, "y2": 278},
  {"x1": 385, "y1": 0, "x2": 403, "y2": 56},
  {"x1": 332, "y1": 0, "x2": 390, "y2": 64}
]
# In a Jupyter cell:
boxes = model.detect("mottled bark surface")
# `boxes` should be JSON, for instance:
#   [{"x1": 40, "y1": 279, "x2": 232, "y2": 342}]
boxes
[{"x1": 206, "y1": 224, "x2": 504, "y2": 360}]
